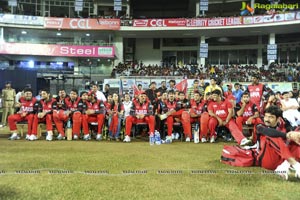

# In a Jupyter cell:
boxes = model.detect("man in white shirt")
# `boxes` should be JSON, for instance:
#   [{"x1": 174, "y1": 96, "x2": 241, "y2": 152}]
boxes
[
  {"x1": 281, "y1": 91, "x2": 300, "y2": 128},
  {"x1": 91, "y1": 83, "x2": 107, "y2": 102}
]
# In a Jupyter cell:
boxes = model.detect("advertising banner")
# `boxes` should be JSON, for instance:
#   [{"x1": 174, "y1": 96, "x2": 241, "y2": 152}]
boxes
[
  {"x1": 44, "y1": 17, "x2": 120, "y2": 30},
  {"x1": 0, "y1": 14, "x2": 44, "y2": 26},
  {"x1": 134, "y1": 11, "x2": 300, "y2": 27},
  {"x1": 0, "y1": 43, "x2": 115, "y2": 58},
  {"x1": 133, "y1": 19, "x2": 187, "y2": 27}
]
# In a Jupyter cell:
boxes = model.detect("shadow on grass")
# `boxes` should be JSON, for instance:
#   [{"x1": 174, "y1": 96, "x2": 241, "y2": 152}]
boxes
[{"x1": 0, "y1": 187, "x2": 21, "y2": 200}]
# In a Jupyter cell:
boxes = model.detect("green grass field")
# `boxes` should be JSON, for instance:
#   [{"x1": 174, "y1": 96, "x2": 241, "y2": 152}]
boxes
[{"x1": 1, "y1": 128, "x2": 300, "y2": 200}]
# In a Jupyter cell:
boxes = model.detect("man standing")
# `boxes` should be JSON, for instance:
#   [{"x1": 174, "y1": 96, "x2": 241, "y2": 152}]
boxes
[
  {"x1": 245, "y1": 74, "x2": 267, "y2": 112},
  {"x1": 91, "y1": 83, "x2": 107, "y2": 102},
  {"x1": 145, "y1": 81, "x2": 157, "y2": 104},
  {"x1": 280, "y1": 91, "x2": 300, "y2": 128},
  {"x1": 187, "y1": 79, "x2": 199, "y2": 100},
  {"x1": 1, "y1": 81, "x2": 16, "y2": 127},
  {"x1": 103, "y1": 84, "x2": 110, "y2": 99},
  {"x1": 232, "y1": 83, "x2": 243, "y2": 104},
  {"x1": 204, "y1": 77, "x2": 222, "y2": 100},
  {"x1": 157, "y1": 81, "x2": 167, "y2": 95}
]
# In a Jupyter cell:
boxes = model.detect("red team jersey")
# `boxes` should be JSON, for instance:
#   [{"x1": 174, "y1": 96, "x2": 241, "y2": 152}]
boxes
[
  {"x1": 190, "y1": 99, "x2": 207, "y2": 115},
  {"x1": 64, "y1": 97, "x2": 82, "y2": 112},
  {"x1": 18, "y1": 97, "x2": 37, "y2": 113},
  {"x1": 246, "y1": 84, "x2": 264, "y2": 108},
  {"x1": 208, "y1": 100, "x2": 232, "y2": 120},
  {"x1": 131, "y1": 101, "x2": 151, "y2": 115},
  {"x1": 235, "y1": 101, "x2": 258, "y2": 118},
  {"x1": 36, "y1": 98, "x2": 57, "y2": 113},
  {"x1": 165, "y1": 100, "x2": 177, "y2": 111}
]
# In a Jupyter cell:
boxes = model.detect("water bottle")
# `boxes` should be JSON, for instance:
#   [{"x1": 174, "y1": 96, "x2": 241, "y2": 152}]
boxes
[
  {"x1": 194, "y1": 124, "x2": 200, "y2": 144},
  {"x1": 154, "y1": 130, "x2": 161, "y2": 145},
  {"x1": 67, "y1": 119, "x2": 72, "y2": 128}
]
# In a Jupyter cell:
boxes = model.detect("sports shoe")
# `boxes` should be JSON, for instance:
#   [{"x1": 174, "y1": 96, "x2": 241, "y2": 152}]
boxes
[
  {"x1": 25, "y1": 134, "x2": 30, "y2": 140},
  {"x1": 73, "y1": 134, "x2": 79, "y2": 140},
  {"x1": 210, "y1": 136, "x2": 216, "y2": 143},
  {"x1": 240, "y1": 138, "x2": 252, "y2": 146},
  {"x1": 185, "y1": 137, "x2": 191, "y2": 142},
  {"x1": 175, "y1": 133, "x2": 180, "y2": 140},
  {"x1": 56, "y1": 134, "x2": 65, "y2": 140},
  {"x1": 83, "y1": 134, "x2": 91, "y2": 141},
  {"x1": 96, "y1": 134, "x2": 102, "y2": 141},
  {"x1": 46, "y1": 131, "x2": 53, "y2": 141},
  {"x1": 275, "y1": 161, "x2": 290, "y2": 181},
  {"x1": 171, "y1": 133, "x2": 175, "y2": 140},
  {"x1": 149, "y1": 134, "x2": 155, "y2": 145},
  {"x1": 29, "y1": 134, "x2": 37, "y2": 141},
  {"x1": 201, "y1": 137, "x2": 207, "y2": 143},
  {"x1": 165, "y1": 136, "x2": 172, "y2": 144},
  {"x1": 159, "y1": 114, "x2": 167, "y2": 120},
  {"x1": 123, "y1": 135, "x2": 131, "y2": 142},
  {"x1": 9, "y1": 133, "x2": 20, "y2": 140}
]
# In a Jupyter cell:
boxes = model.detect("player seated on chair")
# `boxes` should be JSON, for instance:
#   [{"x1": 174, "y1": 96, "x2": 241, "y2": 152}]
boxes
[
  {"x1": 208, "y1": 89, "x2": 252, "y2": 145},
  {"x1": 123, "y1": 92, "x2": 155, "y2": 143},
  {"x1": 158, "y1": 90, "x2": 190, "y2": 143},
  {"x1": 189, "y1": 91, "x2": 210, "y2": 143},
  {"x1": 235, "y1": 92, "x2": 263, "y2": 142},
  {"x1": 107, "y1": 93, "x2": 124, "y2": 141},
  {"x1": 81, "y1": 91, "x2": 106, "y2": 141},
  {"x1": 280, "y1": 91, "x2": 300, "y2": 129},
  {"x1": 8, "y1": 87, "x2": 37, "y2": 141},
  {"x1": 33, "y1": 88, "x2": 57, "y2": 141},
  {"x1": 53, "y1": 88, "x2": 84, "y2": 140}
]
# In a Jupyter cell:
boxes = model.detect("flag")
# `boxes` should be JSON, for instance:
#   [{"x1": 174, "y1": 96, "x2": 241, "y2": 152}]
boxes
[{"x1": 175, "y1": 79, "x2": 188, "y2": 94}]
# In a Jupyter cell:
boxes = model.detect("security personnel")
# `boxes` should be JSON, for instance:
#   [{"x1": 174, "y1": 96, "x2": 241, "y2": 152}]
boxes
[{"x1": 1, "y1": 81, "x2": 16, "y2": 127}]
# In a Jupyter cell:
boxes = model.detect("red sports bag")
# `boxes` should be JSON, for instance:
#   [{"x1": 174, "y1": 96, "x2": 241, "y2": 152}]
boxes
[{"x1": 221, "y1": 145, "x2": 257, "y2": 167}]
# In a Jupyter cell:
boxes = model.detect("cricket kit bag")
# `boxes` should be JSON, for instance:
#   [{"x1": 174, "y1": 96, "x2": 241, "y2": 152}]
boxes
[{"x1": 220, "y1": 145, "x2": 257, "y2": 167}]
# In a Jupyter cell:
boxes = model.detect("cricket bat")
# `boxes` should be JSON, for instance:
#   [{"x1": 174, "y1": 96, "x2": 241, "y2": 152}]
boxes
[
  {"x1": 194, "y1": 124, "x2": 199, "y2": 143},
  {"x1": 66, "y1": 128, "x2": 72, "y2": 141}
]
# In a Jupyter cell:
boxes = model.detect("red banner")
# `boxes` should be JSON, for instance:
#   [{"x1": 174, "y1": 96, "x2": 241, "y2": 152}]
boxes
[
  {"x1": 44, "y1": 17, "x2": 120, "y2": 30},
  {"x1": 0, "y1": 42, "x2": 115, "y2": 58},
  {"x1": 133, "y1": 18, "x2": 186, "y2": 27}
]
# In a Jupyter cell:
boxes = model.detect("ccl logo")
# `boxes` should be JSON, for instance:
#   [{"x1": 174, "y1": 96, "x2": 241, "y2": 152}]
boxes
[
  {"x1": 69, "y1": 19, "x2": 91, "y2": 29},
  {"x1": 149, "y1": 19, "x2": 167, "y2": 27},
  {"x1": 240, "y1": 2, "x2": 254, "y2": 16}
]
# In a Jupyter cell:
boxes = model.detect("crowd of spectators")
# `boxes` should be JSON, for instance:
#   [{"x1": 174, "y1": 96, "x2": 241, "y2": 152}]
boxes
[{"x1": 111, "y1": 62, "x2": 300, "y2": 82}]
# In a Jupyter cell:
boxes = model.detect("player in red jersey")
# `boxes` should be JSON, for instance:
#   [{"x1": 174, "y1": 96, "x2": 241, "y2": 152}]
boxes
[
  {"x1": 189, "y1": 91, "x2": 210, "y2": 142},
  {"x1": 81, "y1": 91, "x2": 106, "y2": 141},
  {"x1": 235, "y1": 92, "x2": 263, "y2": 142},
  {"x1": 255, "y1": 106, "x2": 300, "y2": 180},
  {"x1": 53, "y1": 88, "x2": 84, "y2": 140},
  {"x1": 208, "y1": 89, "x2": 252, "y2": 145},
  {"x1": 245, "y1": 74, "x2": 268, "y2": 113},
  {"x1": 33, "y1": 89, "x2": 57, "y2": 141},
  {"x1": 8, "y1": 88, "x2": 37, "y2": 140},
  {"x1": 124, "y1": 92, "x2": 155, "y2": 143}
]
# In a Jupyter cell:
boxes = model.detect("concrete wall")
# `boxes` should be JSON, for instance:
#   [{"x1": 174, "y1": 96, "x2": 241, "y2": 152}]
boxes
[{"x1": 135, "y1": 38, "x2": 162, "y2": 66}]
